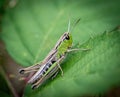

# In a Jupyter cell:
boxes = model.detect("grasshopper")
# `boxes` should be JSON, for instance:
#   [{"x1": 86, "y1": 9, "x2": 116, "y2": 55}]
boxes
[{"x1": 19, "y1": 19, "x2": 81, "y2": 89}]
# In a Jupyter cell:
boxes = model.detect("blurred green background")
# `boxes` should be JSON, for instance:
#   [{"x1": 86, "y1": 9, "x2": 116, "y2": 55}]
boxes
[{"x1": 0, "y1": 0, "x2": 120, "y2": 97}]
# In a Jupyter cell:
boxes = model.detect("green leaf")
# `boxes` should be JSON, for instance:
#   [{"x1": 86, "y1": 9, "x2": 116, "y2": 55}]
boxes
[
  {"x1": 1, "y1": 0, "x2": 120, "y2": 97},
  {"x1": 24, "y1": 29, "x2": 120, "y2": 97}
]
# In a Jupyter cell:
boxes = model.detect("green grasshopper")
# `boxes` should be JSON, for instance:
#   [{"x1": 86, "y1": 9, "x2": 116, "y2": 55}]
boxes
[{"x1": 19, "y1": 19, "x2": 81, "y2": 89}]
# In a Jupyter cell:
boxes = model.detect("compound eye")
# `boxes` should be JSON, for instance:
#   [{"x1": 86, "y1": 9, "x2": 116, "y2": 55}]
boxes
[{"x1": 65, "y1": 35, "x2": 70, "y2": 40}]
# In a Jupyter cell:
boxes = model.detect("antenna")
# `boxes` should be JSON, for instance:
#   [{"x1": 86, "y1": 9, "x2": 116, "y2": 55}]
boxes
[
  {"x1": 70, "y1": 18, "x2": 81, "y2": 32},
  {"x1": 67, "y1": 18, "x2": 71, "y2": 32},
  {"x1": 67, "y1": 18, "x2": 81, "y2": 33}
]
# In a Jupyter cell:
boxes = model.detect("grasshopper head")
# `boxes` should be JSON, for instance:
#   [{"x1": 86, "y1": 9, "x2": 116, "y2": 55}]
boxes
[
  {"x1": 63, "y1": 32, "x2": 71, "y2": 40},
  {"x1": 62, "y1": 32, "x2": 72, "y2": 47}
]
